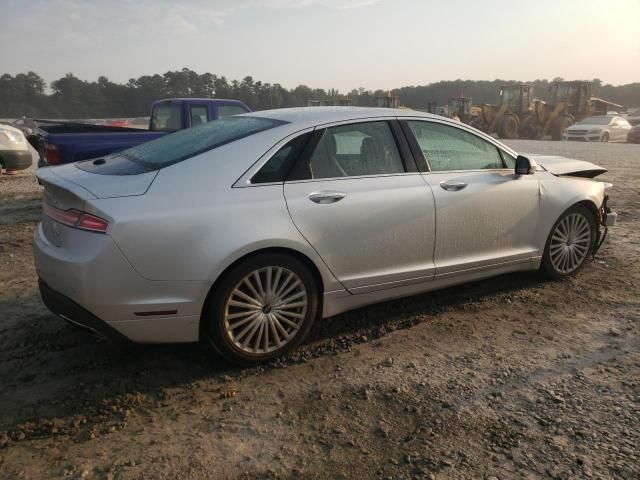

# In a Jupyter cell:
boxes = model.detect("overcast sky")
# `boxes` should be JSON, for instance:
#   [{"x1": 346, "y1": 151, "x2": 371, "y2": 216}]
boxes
[{"x1": 1, "y1": 0, "x2": 638, "y2": 90}]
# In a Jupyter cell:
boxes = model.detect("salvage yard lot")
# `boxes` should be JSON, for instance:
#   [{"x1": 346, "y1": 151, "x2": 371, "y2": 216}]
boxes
[{"x1": 0, "y1": 140, "x2": 639, "y2": 479}]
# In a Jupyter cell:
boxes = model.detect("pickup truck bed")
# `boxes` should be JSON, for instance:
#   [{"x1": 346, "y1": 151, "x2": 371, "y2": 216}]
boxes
[
  {"x1": 34, "y1": 121, "x2": 166, "y2": 166},
  {"x1": 34, "y1": 98, "x2": 251, "y2": 166}
]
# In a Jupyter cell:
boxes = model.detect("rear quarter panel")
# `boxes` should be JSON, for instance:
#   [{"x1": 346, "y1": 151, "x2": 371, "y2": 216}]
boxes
[{"x1": 89, "y1": 130, "x2": 342, "y2": 299}]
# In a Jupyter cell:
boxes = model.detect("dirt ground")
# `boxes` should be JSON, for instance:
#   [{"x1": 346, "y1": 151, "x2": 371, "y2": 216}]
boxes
[{"x1": 0, "y1": 140, "x2": 638, "y2": 480}]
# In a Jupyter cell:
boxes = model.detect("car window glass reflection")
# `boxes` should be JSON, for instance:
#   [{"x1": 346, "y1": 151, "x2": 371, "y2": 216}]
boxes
[
  {"x1": 309, "y1": 122, "x2": 404, "y2": 179},
  {"x1": 407, "y1": 121, "x2": 504, "y2": 172}
]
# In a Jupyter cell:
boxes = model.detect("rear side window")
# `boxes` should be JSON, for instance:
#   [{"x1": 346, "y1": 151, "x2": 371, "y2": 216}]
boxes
[
  {"x1": 406, "y1": 121, "x2": 504, "y2": 171},
  {"x1": 150, "y1": 104, "x2": 182, "y2": 131},
  {"x1": 219, "y1": 105, "x2": 249, "y2": 117},
  {"x1": 116, "y1": 116, "x2": 287, "y2": 170},
  {"x1": 251, "y1": 133, "x2": 311, "y2": 184},
  {"x1": 190, "y1": 105, "x2": 209, "y2": 126}
]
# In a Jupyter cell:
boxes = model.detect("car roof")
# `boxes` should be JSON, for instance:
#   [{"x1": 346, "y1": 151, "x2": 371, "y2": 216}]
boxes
[{"x1": 246, "y1": 106, "x2": 437, "y2": 129}]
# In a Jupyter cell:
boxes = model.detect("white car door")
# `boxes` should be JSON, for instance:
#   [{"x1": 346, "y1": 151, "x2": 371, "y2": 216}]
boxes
[
  {"x1": 284, "y1": 120, "x2": 436, "y2": 294},
  {"x1": 402, "y1": 119, "x2": 541, "y2": 277}
]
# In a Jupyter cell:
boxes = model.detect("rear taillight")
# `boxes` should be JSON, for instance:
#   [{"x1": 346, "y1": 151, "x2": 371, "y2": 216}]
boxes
[
  {"x1": 43, "y1": 203, "x2": 109, "y2": 233},
  {"x1": 45, "y1": 143, "x2": 62, "y2": 165}
]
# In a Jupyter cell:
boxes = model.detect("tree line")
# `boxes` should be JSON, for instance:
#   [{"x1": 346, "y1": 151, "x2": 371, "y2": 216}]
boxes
[{"x1": 0, "y1": 69, "x2": 638, "y2": 119}]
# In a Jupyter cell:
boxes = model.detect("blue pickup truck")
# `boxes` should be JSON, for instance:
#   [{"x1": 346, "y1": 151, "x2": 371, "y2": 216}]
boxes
[{"x1": 34, "y1": 98, "x2": 251, "y2": 167}]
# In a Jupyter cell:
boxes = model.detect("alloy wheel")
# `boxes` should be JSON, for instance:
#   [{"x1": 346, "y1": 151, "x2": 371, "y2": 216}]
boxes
[
  {"x1": 223, "y1": 266, "x2": 308, "y2": 354},
  {"x1": 549, "y1": 213, "x2": 592, "y2": 274}
]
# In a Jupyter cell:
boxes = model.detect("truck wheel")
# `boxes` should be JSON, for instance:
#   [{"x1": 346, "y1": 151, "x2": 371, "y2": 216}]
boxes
[
  {"x1": 497, "y1": 115, "x2": 519, "y2": 139},
  {"x1": 551, "y1": 116, "x2": 574, "y2": 141}
]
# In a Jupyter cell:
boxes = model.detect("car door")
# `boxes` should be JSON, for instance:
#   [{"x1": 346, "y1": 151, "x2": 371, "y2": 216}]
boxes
[
  {"x1": 402, "y1": 119, "x2": 540, "y2": 277},
  {"x1": 614, "y1": 118, "x2": 630, "y2": 142},
  {"x1": 284, "y1": 119, "x2": 436, "y2": 294}
]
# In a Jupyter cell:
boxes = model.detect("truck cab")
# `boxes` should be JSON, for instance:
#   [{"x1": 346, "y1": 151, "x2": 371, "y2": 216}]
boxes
[{"x1": 149, "y1": 99, "x2": 250, "y2": 131}]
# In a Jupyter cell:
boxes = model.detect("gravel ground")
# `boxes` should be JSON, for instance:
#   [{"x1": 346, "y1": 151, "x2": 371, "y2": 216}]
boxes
[{"x1": 0, "y1": 140, "x2": 639, "y2": 479}]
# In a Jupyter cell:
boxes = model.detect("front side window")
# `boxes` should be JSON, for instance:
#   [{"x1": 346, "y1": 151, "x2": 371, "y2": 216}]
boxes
[
  {"x1": 114, "y1": 116, "x2": 286, "y2": 170},
  {"x1": 190, "y1": 105, "x2": 209, "y2": 126},
  {"x1": 406, "y1": 121, "x2": 504, "y2": 172},
  {"x1": 309, "y1": 121, "x2": 404, "y2": 179},
  {"x1": 219, "y1": 105, "x2": 249, "y2": 117},
  {"x1": 150, "y1": 104, "x2": 182, "y2": 131}
]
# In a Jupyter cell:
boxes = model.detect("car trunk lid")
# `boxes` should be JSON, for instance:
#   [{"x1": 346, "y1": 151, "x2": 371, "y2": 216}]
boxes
[
  {"x1": 36, "y1": 161, "x2": 158, "y2": 199},
  {"x1": 527, "y1": 154, "x2": 607, "y2": 178}
]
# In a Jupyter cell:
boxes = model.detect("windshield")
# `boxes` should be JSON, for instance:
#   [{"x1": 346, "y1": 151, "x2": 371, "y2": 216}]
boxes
[
  {"x1": 501, "y1": 88, "x2": 520, "y2": 106},
  {"x1": 116, "y1": 116, "x2": 287, "y2": 170},
  {"x1": 577, "y1": 116, "x2": 612, "y2": 125},
  {"x1": 552, "y1": 84, "x2": 577, "y2": 102}
]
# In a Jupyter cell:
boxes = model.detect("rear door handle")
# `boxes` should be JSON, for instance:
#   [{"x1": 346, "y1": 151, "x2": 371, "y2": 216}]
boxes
[
  {"x1": 308, "y1": 191, "x2": 346, "y2": 204},
  {"x1": 439, "y1": 181, "x2": 467, "y2": 191}
]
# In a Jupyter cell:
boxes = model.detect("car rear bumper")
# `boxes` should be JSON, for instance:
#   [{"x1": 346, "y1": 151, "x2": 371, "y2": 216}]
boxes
[
  {"x1": 39, "y1": 279, "x2": 132, "y2": 343},
  {"x1": 33, "y1": 221, "x2": 205, "y2": 343},
  {"x1": 0, "y1": 149, "x2": 32, "y2": 170}
]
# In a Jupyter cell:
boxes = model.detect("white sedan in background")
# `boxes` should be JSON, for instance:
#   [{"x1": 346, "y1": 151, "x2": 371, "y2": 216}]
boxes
[{"x1": 563, "y1": 115, "x2": 631, "y2": 143}]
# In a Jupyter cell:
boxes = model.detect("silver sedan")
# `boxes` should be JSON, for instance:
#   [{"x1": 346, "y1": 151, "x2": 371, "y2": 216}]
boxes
[{"x1": 34, "y1": 107, "x2": 617, "y2": 364}]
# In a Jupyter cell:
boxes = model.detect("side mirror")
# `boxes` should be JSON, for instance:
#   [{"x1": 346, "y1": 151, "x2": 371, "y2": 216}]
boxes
[{"x1": 515, "y1": 155, "x2": 533, "y2": 175}]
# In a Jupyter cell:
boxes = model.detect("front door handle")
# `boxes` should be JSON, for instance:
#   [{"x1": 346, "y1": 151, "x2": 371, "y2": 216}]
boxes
[
  {"x1": 308, "y1": 191, "x2": 347, "y2": 204},
  {"x1": 439, "y1": 181, "x2": 467, "y2": 191}
]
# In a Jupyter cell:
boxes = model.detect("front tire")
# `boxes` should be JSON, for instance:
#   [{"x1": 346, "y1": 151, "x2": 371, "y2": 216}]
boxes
[
  {"x1": 497, "y1": 114, "x2": 519, "y2": 139},
  {"x1": 551, "y1": 115, "x2": 574, "y2": 141},
  {"x1": 202, "y1": 253, "x2": 319, "y2": 365},
  {"x1": 541, "y1": 205, "x2": 596, "y2": 278},
  {"x1": 601, "y1": 132, "x2": 609, "y2": 143}
]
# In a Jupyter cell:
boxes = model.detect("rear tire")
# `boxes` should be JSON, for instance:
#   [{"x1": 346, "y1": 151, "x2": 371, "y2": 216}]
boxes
[
  {"x1": 541, "y1": 205, "x2": 596, "y2": 279},
  {"x1": 202, "y1": 253, "x2": 319, "y2": 365},
  {"x1": 601, "y1": 132, "x2": 609, "y2": 143}
]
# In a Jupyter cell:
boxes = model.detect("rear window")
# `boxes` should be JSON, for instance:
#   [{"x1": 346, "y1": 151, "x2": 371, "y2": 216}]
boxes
[
  {"x1": 119, "y1": 116, "x2": 286, "y2": 170},
  {"x1": 150, "y1": 104, "x2": 182, "y2": 131}
]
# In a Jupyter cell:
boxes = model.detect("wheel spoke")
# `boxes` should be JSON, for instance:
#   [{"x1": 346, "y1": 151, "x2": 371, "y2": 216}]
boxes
[
  {"x1": 253, "y1": 271, "x2": 265, "y2": 299},
  {"x1": 235, "y1": 316, "x2": 262, "y2": 344},
  {"x1": 274, "y1": 312, "x2": 300, "y2": 329},
  {"x1": 225, "y1": 312, "x2": 260, "y2": 329},
  {"x1": 552, "y1": 231, "x2": 567, "y2": 243},
  {"x1": 228, "y1": 299, "x2": 260, "y2": 310},
  {"x1": 276, "y1": 290, "x2": 305, "y2": 306},
  {"x1": 272, "y1": 314, "x2": 289, "y2": 341},
  {"x1": 232, "y1": 288, "x2": 262, "y2": 307},
  {"x1": 276, "y1": 309, "x2": 305, "y2": 320},
  {"x1": 272, "y1": 268, "x2": 283, "y2": 296},
  {"x1": 240, "y1": 317, "x2": 263, "y2": 348},
  {"x1": 268, "y1": 315, "x2": 282, "y2": 348},
  {"x1": 278, "y1": 279, "x2": 302, "y2": 301},
  {"x1": 262, "y1": 320, "x2": 269, "y2": 353},
  {"x1": 274, "y1": 272, "x2": 293, "y2": 298},
  {"x1": 253, "y1": 321, "x2": 265, "y2": 352},
  {"x1": 265, "y1": 267, "x2": 273, "y2": 297}
]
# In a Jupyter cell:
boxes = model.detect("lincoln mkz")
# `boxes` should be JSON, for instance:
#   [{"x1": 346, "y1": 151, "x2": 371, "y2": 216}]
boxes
[{"x1": 34, "y1": 108, "x2": 617, "y2": 364}]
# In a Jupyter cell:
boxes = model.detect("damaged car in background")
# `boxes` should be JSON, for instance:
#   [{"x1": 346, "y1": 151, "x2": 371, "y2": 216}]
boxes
[{"x1": 33, "y1": 108, "x2": 616, "y2": 365}]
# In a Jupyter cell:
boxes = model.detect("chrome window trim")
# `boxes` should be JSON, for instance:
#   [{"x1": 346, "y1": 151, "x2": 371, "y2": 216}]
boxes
[{"x1": 284, "y1": 171, "x2": 423, "y2": 185}]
